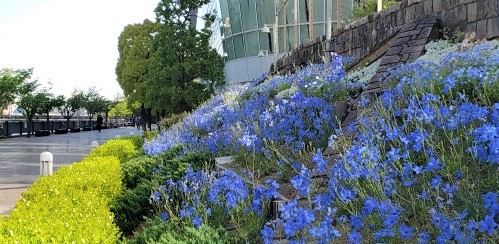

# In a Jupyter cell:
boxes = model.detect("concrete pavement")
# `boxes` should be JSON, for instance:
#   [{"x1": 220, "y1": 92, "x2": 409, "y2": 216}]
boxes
[{"x1": 0, "y1": 127, "x2": 143, "y2": 216}]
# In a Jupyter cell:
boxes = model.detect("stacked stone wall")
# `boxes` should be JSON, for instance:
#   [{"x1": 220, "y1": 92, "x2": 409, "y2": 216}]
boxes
[{"x1": 275, "y1": 0, "x2": 499, "y2": 74}]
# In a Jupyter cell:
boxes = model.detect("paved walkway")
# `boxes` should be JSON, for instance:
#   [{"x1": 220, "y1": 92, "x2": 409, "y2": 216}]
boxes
[{"x1": 0, "y1": 127, "x2": 143, "y2": 216}]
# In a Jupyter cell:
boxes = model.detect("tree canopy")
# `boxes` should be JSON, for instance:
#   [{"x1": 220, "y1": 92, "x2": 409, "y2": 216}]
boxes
[
  {"x1": 0, "y1": 68, "x2": 32, "y2": 110},
  {"x1": 116, "y1": 0, "x2": 224, "y2": 117}
]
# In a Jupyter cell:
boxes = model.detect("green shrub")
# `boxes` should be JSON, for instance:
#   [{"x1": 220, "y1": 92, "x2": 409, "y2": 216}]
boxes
[
  {"x1": 88, "y1": 138, "x2": 139, "y2": 162},
  {"x1": 158, "y1": 112, "x2": 188, "y2": 130},
  {"x1": 121, "y1": 156, "x2": 159, "y2": 189},
  {"x1": 125, "y1": 217, "x2": 238, "y2": 244},
  {"x1": 143, "y1": 130, "x2": 159, "y2": 141},
  {"x1": 112, "y1": 181, "x2": 153, "y2": 236},
  {"x1": 157, "y1": 151, "x2": 215, "y2": 182},
  {"x1": 0, "y1": 156, "x2": 123, "y2": 243}
]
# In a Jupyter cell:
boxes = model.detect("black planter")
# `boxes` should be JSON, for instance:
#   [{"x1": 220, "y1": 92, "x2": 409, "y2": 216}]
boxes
[
  {"x1": 82, "y1": 127, "x2": 92, "y2": 131},
  {"x1": 55, "y1": 129, "x2": 68, "y2": 134},
  {"x1": 34, "y1": 130, "x2": 51, "y2": 137},
  {"x1": 69, "y1": 128, "x2": 81, "y2": 133}
]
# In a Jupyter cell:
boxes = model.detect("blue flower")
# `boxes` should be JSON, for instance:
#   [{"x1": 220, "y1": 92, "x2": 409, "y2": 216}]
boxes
[
  {"x1": 261, "y1": 226, "x2": 274, "y2": 244},
  {"x1": 348, "y1": 230, "x2": 362, "y2": 244},
  {"x1": 478, "y1": 215, "x2": 497, "y2": 236},
  {"x1": 398, "y1": 223, "x2": 415, "y2": 239},
  {"x1": 290, "y1": 165, "x2": 311, "y2": 197},
  {"x1": 192, "y1": 216, "x2": 203, "y2": 228},
  {"x1": 417, "y1": 232, "x2": 430, "y2": 244},
  {"x1": 160, "y1": 212, "x2": 169, "y2": 221},
  {"x1": 349, "y1": 214, "x2": 364, "y2": 230},
  {"x1": 312, "y1": 149, "x2": 328, "y2": 174},
  {"x1": 373, "y1": 228, "x2": 395, "y2": 240}
]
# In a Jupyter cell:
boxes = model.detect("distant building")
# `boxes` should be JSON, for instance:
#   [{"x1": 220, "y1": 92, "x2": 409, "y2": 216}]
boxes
[{"x1": 218, "y1": 0, "x2": 354, "y2": 83}]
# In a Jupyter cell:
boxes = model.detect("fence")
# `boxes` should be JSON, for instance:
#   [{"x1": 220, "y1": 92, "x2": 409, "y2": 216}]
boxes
[{"x1": 0, "y1": 120, "x2": 96, "y2": 137}]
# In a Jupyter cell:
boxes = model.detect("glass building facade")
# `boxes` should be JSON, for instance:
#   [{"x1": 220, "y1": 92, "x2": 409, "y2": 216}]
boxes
[{"x1": 219, "y1": 0, "x2": 354, "y2": 82}]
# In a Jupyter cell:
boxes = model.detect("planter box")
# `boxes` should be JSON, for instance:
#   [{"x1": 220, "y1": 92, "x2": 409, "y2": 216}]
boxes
[
  {"x1": 55, "y1": 129, "x2": 68, "y2": 134},
  {"x1": 35, "y1": 130, "x2": 51, "y2": 137},
  {"x1": 82, "y1": 127, "x2": 92, "y2": 131},
  {"x1": 69, "y1": 128, "x2": 81, "y2": 133}
]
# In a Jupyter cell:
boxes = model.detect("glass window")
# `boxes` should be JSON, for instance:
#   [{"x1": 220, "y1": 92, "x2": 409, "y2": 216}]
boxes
[
  {"x1": 313, "y1": 0, "x2": 325, "y2": 22},
  {"x1": 256, "y1": 0, "x2": 276, "y2": 28},
  {"x1": 224, "y1": 37, "x2": 235, "y2": 61},
  {"x1": 244, "y1": 31, "x2": 259, "y2": 57},
  {"x1": 228, "y1": 0, "x2": 242, "y2": 34},
  {"x1": 287, "y1": 26, "x2": 297, "y2": 50},
  {"x1": 299, "y1": 0, "x2": 309, "y2": 23},
  {"x1": 233, "y1": 34, "x2": 245, "y2": 59},
  {"x1": 278, "y1": 27, "x2": 284, "y2": 53},
  {"x1": 314, "y1": 23, "x2": 324, "y2": 39},
  {"x1": 240, "y1": 0, "x2": 258, "y2": 31},
  {"x1": 220, "y1": 0, "x2": 232, "y2": 36},
  {"x1": 286, "y1": 0, "x2": 296, "y2": 26},
  {"x1": 300, "y1": 24, "x2": 310, "y2": 44}
]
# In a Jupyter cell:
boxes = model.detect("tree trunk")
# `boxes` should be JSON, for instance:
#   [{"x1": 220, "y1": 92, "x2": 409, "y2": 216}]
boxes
[
  {"x1": 140, "y1": 103, "x2": 147, "y2": 131},
  {"x1": 146, "y1": 108, "x2": 152, "y2": 131},
  {"x1": 27, "y1": 117, "x2": 32, "y2": 137},
  {"x1": 156, "y1": 110, "x2": 161, "y2": 132},
  {"x1": 66, "y1": 117, "x2": 71, "y2": 129}
]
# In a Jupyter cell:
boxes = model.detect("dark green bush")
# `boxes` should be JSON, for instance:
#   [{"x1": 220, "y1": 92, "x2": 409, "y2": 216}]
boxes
[
  {"x1": 112, "y1": 181, "x2": 153, "y2": 236},
  {"x1": 156, "y1": 151, "x2": 215, "y2": 182},
  {"x1": 125, "y1": 217, "x2": 239, "y2": 244}
]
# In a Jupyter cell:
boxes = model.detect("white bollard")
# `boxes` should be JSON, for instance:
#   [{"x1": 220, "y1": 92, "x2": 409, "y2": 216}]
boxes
[
  {"x1": 91, "y1": 141, "x2": 99, "y2": 149},
  {"x1": 129, "y1": 132, "x2": 134, "y2": 136},
  {"x1": 115, "y1": 135, "x2": 121, "y2": 138},
  {"x1": 40, "y1": 152, "x2": 53, "y2": 176}
]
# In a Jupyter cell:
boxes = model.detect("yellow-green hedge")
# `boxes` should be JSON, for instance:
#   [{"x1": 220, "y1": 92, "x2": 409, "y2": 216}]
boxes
[
  {"x1": 0, "y1": 138, "x2": 140, "y2": 243},
  {"x1": 88, "y1": 138, "x2": 138, "y2": 162}
]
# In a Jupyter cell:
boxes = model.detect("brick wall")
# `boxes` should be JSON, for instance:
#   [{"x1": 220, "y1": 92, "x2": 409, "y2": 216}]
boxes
[{"x1": 274, "y1": 0, "x2": 499, "y2": 74}]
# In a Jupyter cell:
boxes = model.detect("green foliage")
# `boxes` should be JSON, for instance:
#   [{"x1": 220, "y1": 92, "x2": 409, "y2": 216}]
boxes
[
  {"x1": 88, "y1": 138, "x2": 140, "y2": 162},
  {"x1": 121, "y1": 155, "x2": 159, "y2": 188},
  {"x1": 110, "y1": 99, "x2": 139, "y2": 118},
  {"x1": 158, "y1": 151, "x2": 215, "y2": 181},
  {"x1": 126, "y1": 217, "x2": 237, "y2": 244},
  {"x1": 82, "y1": 86, "x2": 111, "y2": 120},
  {"x1": 143, "y1": 130, "x2": 159, "y2": 141},
  {"x1": 57, "y1": 89, "x2": 87, "y2": 128},
  {"x1": 349, "y1": 0, "x2": 399, "y2": 21},
  {"x1": 441, "y1": 27, "x2": 465, "y2": 43},
  {"x1": 15, "y1": 79, "x2": 42, "y2": 136},
  {"x1": 112, "y1": 181, "x2": 153, "y2": 235},
  {"x1": 113, "y1": 145, "x2": 183, "y2": 236},
  {"x1": 0, "y1": 156, "x2": 123, "y2": 243},
  {"x1": 158, "y1": 112, "x2": 188, "y2": 130},
  {"x1": 0, "y1": 68, "x2": 31, "y2": 110}
]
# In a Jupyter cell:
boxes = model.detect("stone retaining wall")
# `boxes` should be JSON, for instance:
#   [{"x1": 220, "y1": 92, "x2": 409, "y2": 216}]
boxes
[{"x1": 275, "y1": 0, "x2": 499, "y2": 74}]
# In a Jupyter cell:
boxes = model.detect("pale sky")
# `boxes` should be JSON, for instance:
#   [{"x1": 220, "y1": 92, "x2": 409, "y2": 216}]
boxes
[{"x1": 0, "y1": 0, "x2": 159, "y2": 99}]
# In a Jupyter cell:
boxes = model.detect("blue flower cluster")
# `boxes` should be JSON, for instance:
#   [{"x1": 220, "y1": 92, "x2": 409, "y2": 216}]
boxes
[
  {"x1": 261, "y1": 43, "x2": 499, "y2": 242},
  {"x1": 146, "y1": 42, "x2": 499, "y2": 242},
  {"x1": 152, "y1": 166, "x2": 279, "y2": 228}
]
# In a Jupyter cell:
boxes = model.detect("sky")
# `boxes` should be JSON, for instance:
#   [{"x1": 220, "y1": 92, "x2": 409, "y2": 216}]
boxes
[{"x1": 0, "y1": 0, "x2": 159, "y2": 99}]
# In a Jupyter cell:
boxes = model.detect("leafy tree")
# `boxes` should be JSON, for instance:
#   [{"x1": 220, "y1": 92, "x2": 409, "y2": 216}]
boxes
[
  {"x1": 16, "y1": 79, "x2": 42, "y2": 137},
  {"x1": 39, "y1": 92, "x2": 65, "y2": 130},
  {"x1": 0, "y1": 68, "x2": 31, "y2": 111},
  {"x1": 148, "y1": 0, "x2": 224, "y2": 114},
  {"x1": 82, "y1": 87, "x2": 108, "y2": 123},
  {"x1": 116, "y1": 1, "x2": 224, "y2": 129},
  {"x1": 58, "y1": 90, "x2": 86, "y2": 129},
  {"x1": 116, "y1": 19, "x2": 158, "y2": 130}
]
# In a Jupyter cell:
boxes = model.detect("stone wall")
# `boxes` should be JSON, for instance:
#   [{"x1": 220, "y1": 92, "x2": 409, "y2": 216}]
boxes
[{"x1": 275, "y1": 0, "x2": 499, "y2": 74}]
